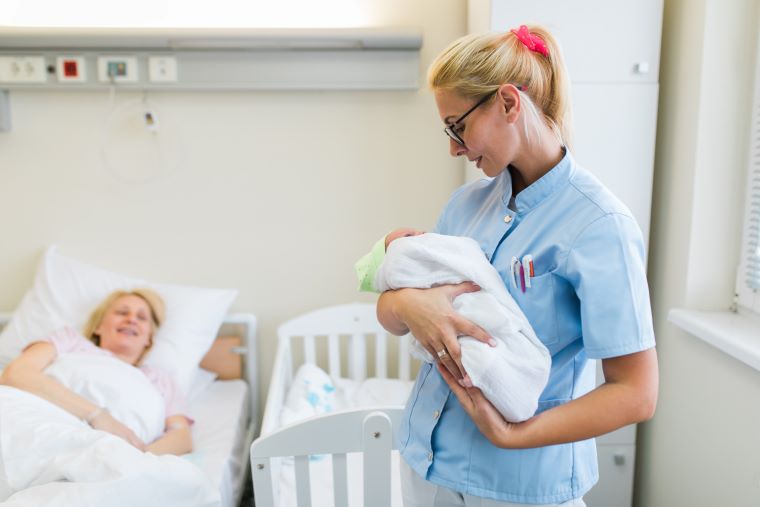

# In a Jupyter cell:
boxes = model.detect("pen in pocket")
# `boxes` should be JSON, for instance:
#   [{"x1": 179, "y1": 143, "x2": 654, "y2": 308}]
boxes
[{"x1": 522, "y1": 254, "x2": 534, "y2": 289}]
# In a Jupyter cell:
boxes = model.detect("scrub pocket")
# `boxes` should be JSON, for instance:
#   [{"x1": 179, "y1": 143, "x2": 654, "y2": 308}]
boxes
[{"x1": 509, "y1": 271, "x2": 559, "y2": 347}]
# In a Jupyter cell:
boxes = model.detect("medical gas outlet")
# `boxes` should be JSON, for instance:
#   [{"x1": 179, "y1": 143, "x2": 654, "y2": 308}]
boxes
[{"x1": 97, "y1": 56, "x2": 139, "y2": 83}]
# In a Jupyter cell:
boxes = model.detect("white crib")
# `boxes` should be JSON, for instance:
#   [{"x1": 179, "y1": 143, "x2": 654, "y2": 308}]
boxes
[{"x1": 250, "y1": 303, "x2": 418, "y2": 507}]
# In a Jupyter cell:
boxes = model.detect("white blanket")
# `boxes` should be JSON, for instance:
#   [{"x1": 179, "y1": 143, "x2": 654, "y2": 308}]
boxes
[
  {"x1": 375, "y1": 233, "x2": 551, "y2": 422},
  {"x1": 276, "y1": 364, "x2": 412, "y2": 507},
  {"x1": 44, "y1": 353, "x2": 165, "y2": 444},
  {"x1": 0, "y1": 384, "x2": 219, "y2": 506}
]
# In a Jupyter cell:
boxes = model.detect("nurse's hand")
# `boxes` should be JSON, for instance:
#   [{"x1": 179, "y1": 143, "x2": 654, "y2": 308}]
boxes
[
  {"x1": 382, "y1": 283, "x2": 496, "y2": 383},
  {"x1": 437, "y1": 362, "x2": 525, "y2": 449}
]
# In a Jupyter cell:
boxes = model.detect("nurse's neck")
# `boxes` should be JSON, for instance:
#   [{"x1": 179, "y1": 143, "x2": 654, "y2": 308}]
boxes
[{"x1": 508, "y1": 130, "x2": 565, "y2": 195}]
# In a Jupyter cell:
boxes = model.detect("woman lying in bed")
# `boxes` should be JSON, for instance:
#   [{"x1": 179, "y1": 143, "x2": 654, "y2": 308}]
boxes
[{"x1": 0, "y1": 288, "x2": 192, "y2": 455}]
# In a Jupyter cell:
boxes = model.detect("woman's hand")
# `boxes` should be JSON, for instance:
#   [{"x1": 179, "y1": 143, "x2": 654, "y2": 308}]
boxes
[
  {"x1": 146, "y1": 415, "x2": 193, "y2": 456},
  {"x1": 437, "y1": 362, "x2": 524, "y2": 448},
  {"x1": 90, "y1": 411, "x2": 146, "y2": 451},
  {"x1": 381, "y1": 282, "x2": 495, "y2": 383}
]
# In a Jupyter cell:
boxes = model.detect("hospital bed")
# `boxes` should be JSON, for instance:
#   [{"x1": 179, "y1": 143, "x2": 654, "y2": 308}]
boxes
[
  {"x1": 251, "y1": 303, "x2": 418, "y2": 507},
  {"x1": 0, "y1": 311, "x2": 259, "y2": 507}
]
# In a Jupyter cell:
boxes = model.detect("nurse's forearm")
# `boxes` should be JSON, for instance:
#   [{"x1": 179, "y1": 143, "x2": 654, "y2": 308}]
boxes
[
  {"x1": 508, "y1": 348, "x2": 658, "y2": 448},
  {"x1": 377, "y1": 290, "x2": 411, "y2": 336}
]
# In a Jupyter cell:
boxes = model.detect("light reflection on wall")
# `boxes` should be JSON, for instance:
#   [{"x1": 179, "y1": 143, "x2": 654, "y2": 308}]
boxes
[{"x1": 0, "y1": 0, "x2": 372, "y2": 28}]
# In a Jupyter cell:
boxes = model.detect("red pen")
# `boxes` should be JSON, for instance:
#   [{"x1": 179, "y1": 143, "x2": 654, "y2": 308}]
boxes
[{"x1": 522, "y1": 254, "x2": 534, "y2": 288}]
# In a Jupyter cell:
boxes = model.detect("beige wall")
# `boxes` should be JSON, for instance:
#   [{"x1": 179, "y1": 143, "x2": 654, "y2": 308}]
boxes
[
  {"x1": 636, "y1": 0, "x2": 760, "y2": 505},
  {"x1": 0, "y1": 1, "x2": 467, "y2": 414}
]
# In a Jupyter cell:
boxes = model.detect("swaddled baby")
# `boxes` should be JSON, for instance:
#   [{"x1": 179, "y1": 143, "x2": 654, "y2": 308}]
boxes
[{"x1": 355, "y1": 229, "x2": 550, "y2": 422}]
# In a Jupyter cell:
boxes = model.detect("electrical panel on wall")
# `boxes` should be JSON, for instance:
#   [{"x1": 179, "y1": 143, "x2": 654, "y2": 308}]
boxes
[{"x1": 0, "y1": 27, "x2": 422, "y2": 91}]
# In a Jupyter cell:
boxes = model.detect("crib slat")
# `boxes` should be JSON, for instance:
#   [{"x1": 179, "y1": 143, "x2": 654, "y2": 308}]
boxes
[
  {"x1": 303, "y1": 334, "x2": 316, "y2": 365},
  {"x1": 375, "y1": 332, "x2": 388, "y2": 379},
  {"x1": 332, "y1": 453, "x2": 349, "y2": 507},
  {"x1": 251, "y1": 457, "x2": 275, "y2": 507},
  {"x1": 349, "y1": 333, "x2": 367, "y2": 381},
  {"x1": 399, "y1": 334, "x2": 411, "y2": 381},
  {"x1": 328, "y1": 333, "x2": 341, "y2": 378},
  {"x1": 363, "y1": 412, "x2": 393, "y2": 507},
  {"x1": 295, "y1": 455, "x2": 312, "y2": 507}
]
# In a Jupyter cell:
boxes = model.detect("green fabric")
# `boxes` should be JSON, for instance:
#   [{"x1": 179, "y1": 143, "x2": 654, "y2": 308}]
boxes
[{"x1": 354, "y1": 235, "x2": 387, "y2": 293}]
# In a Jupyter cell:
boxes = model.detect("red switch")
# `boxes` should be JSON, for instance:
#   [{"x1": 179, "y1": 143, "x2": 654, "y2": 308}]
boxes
[{"x1": 63, "y1": 60, "x2": 78, "y2": 77}]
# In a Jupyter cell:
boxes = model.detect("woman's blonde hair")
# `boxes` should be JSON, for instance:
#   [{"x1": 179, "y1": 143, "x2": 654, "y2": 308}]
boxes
[
  {"x1": 428, "y1": 26, "x2": 573, "y2": 148},
  {"x1": 83, "y1": 289, "x2": 166, "y2": 350}
]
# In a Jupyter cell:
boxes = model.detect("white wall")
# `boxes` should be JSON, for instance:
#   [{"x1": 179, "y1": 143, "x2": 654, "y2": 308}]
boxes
[
  {"x1": 0, "y1": 0, "x2": 468, "y2": 415},
  {"x1": 636, "y1": 0, "x2": 760, "y2": 505}
]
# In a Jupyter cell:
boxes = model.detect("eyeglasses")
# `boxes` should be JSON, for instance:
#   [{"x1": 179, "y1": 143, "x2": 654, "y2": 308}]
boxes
[{"x1": 443, "y1": 89, "x2": 498, "y2": 147}]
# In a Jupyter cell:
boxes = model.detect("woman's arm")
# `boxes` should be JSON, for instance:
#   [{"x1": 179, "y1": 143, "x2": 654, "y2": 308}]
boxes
[
  {"x1": 377, "y1": 285, "x2": 495, "y2": 381},
  {"x1": 0, "y1": 342, "x2": 146, "y2": 450},
  {"x1": 1, "y1": 342, "x2": 98, "y2": 419},
  {"x1": 146, "y1": 415, "x2": 193, "y2": 455},
  {"x1": 438, "y1": 347, "x2": 659, "y2": 449}
]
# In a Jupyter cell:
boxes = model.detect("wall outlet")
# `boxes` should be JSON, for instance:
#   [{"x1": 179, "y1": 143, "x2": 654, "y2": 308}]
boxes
[
  {"x1": 0, "y1": 56, "x2": 47, "y2": 83},
  {"x1": 148, "y1": 56, "x2": 178, "y2": 82},
  {"x1": 97, "y1": 55, "x2": 138, "y2": 83}
]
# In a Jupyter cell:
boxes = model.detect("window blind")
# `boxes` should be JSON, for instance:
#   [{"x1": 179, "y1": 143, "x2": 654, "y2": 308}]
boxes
[{"x1": 737, "y1": 31, "x2": 760, "y2": 312}]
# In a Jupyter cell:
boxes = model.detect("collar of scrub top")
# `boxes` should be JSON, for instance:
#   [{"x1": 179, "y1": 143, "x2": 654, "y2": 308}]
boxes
[{"x1": 501, "y1": 147, "x2": 574, "y2": 215}]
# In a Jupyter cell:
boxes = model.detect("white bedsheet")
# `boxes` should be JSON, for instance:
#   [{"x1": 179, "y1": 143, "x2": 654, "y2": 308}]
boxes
[
  {"x1": 184, "y1": 379, "x2": 250, "y2": 507},
  {"x1": 276, "y1": 364, "x2": 413, "y2": 507},
  {"x1": 0, "y1": 386, "x2": 219, "y2": 507}
]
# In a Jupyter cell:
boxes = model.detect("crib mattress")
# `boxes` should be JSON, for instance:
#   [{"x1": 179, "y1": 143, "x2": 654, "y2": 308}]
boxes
[{"x1": 185, "y1": 379, "x2": 251, "y2": 507}]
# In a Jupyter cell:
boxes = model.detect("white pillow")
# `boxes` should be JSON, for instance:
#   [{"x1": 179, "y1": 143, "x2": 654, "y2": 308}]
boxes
[
  {"x1": 280, "y1": 363, "x2": 337, "y2": 427},
  {"x1": 0, "y1": 246, "x2": 237, "y2": 395}
]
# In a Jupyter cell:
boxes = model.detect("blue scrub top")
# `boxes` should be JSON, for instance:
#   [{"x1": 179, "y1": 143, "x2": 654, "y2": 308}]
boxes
[{"x1": 398, "y1": 150, "x2": 656, "y2": 504}]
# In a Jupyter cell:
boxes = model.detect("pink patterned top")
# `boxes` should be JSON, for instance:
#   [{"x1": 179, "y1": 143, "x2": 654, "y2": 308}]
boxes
[{"x1": 36, "y1": 326, "x2": 189, "y2": 420}]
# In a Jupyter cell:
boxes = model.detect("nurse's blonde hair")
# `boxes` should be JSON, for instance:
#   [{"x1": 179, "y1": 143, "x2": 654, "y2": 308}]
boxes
[{"x1": 428, "y1": 26, "x2": 573, "y2": 149}]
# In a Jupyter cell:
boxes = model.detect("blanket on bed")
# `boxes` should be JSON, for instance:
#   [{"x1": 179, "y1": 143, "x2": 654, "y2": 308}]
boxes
[
  {"x1": 374, "y1": 233, "x2": 551, "y2": 422},
  {"x1": 0, "y1": 387, "x2": 219, "y2": 506}
]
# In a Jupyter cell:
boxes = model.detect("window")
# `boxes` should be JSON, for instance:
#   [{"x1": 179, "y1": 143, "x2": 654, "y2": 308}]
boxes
[{"x1": 736, "y1": 31, "x2": 760, "y2": 314}]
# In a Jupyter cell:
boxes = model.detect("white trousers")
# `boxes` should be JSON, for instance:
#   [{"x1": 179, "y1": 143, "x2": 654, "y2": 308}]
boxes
[{"x1": 401, "y1": 460, "x2": 587, "y2": 507}]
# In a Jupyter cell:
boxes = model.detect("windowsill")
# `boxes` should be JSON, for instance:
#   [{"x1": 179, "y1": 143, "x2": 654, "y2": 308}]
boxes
[{"x1": 669, "y1": 308, "x2": 760, "y2": 372}]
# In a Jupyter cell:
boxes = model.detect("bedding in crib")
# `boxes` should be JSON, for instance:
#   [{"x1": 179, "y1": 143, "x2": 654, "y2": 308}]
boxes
[{"x1": 275, "y1": 363, "x2": 412, "y2": 507}]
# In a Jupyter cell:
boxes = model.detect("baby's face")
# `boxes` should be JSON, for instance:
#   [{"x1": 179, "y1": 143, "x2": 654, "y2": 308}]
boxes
[{"x1": 385, "y1": 228, "x2": 425, "y2": 250}]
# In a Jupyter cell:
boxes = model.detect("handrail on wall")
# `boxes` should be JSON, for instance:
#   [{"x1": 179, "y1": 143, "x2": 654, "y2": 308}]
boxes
[{"x1": 0, "y1": 26, "x2": 422, "y2": 51}]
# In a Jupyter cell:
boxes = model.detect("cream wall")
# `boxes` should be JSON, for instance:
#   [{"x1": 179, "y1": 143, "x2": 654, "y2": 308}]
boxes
[
  {"x1": 636, "y1": 0, "x2": 760, "y2": 505},
  {"x1": 0, "y1": 1, "x2": 467, "y2": 415}
]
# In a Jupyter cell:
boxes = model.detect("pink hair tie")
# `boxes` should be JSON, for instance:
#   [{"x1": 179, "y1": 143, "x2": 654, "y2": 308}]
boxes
[{"x1": 510, "y1": 25, "x2": 549, "y2": 57}]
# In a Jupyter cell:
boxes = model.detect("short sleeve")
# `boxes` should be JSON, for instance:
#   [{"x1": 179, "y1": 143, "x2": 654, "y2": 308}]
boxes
[
  {"x1": 564, "y1": 213, "x2": 655, "y2": 359},
  {"x1": 142, "y1": 366, "x2": 192, "y2": 423},
  {"x1": 34, "y1": 326, "x2": 98, "y2": 355}
]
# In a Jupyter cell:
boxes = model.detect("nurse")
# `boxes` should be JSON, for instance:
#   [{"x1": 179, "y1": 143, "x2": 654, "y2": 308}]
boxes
[{"x1": 377, "y1": 25, "x2": 659, "y2": 506}]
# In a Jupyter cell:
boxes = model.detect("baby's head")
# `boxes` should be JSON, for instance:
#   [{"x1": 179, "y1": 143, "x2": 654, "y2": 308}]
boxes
[{"x1": 385, "y1": 227, "x2": 425, "y2": 250}]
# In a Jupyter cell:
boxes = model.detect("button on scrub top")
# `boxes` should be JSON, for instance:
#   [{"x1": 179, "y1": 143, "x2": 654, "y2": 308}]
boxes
[{"x1": 398, "y1": 151, "x2": 656, "y2": 504}]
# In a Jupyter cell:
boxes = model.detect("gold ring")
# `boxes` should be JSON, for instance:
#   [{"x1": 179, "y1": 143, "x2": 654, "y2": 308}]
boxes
[{"x1": 437, "y1": 349, "x2": 448, "y2": 359}]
